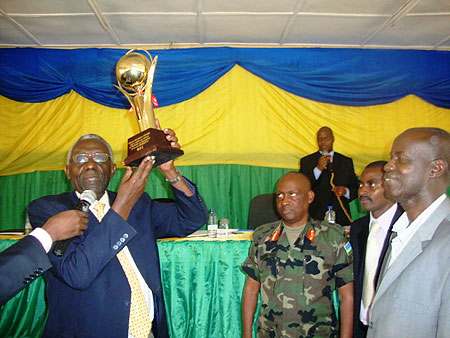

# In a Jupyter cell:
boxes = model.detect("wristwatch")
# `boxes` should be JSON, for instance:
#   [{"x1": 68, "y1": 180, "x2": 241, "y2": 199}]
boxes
[{"x1": 165, "y1": 168, "x2": 182, "y2": 184}]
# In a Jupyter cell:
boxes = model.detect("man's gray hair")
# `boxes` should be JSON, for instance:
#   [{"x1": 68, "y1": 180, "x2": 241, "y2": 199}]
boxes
[{"x1": 66, "y1": 134, "x2": 114, "y2": 165}]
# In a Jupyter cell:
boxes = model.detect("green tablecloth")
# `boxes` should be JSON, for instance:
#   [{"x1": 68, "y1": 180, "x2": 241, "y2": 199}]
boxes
[{"x1": 0, "y1": 238, "x2": 252, "y2": 337}]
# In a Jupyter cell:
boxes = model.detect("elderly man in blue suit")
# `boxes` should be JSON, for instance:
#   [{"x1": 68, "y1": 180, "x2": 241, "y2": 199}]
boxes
[
  {"x1": 367, "y1": 127, "x2": 450, "y2": 338},
  {"x1": 28, "y1": 128, "x2": 208, "y2": 338}
]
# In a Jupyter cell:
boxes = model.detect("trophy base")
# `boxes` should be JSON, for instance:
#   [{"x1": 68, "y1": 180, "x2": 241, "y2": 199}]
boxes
[{"x1": 123, "y1": 128, "x2": 184, "y2": 167}]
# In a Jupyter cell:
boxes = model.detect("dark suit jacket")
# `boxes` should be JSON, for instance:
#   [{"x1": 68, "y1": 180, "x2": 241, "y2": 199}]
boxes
[
  {"x1": 28, "y1": 182, "x2": 207, "y2": 338},
  {"x1": 349, "y1": 204, "x2": 403, "y2": 338},
  {"x1": 0, "y1": 235, "x2": 52, "y2": 306},
  {"x1": 300, "y1": 151, "x2": 359, "y2": 225}
]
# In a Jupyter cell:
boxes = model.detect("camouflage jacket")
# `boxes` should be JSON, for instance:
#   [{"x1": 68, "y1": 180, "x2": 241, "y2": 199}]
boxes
[{"x1": 242, "y1": 220, "x2": 354, "y2": 338}]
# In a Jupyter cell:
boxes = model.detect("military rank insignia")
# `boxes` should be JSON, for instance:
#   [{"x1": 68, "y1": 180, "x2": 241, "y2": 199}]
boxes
[
  {"x1": 307, "y1": 229, "x2": 315, "y2": 242},
  {"x1": 269, "y1": 229, "x2": 280, "y2": 242},
  {"x1": 344, "y1": 241, "x2": 353, "y2": 256}
]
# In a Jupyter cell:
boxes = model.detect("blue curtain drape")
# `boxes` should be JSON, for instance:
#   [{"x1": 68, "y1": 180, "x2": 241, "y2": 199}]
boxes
[{"x1": 0, "y1": 47, "x2": 449, "y2": 108}]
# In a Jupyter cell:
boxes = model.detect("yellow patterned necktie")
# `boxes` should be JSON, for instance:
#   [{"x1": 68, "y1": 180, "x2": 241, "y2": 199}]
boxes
[
  {"x1": 92, "y1": 201, "x2": 106, "y2": 221},
  {"x1": 92, "y1": 202, "x2": 152, "y2": 338}
]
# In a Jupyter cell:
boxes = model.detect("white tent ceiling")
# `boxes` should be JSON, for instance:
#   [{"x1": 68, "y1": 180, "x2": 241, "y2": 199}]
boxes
[{"x1": 0, "y1": 0, "x2": 449, "y2": 50}]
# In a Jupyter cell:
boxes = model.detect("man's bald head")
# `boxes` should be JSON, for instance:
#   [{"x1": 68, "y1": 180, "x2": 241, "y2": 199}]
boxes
[
  {"x1": 276, "y1": 172, "x2": 314, "y2": 227},
  {"x1": 384, "y1": 127, "x2": 449, "y2": 217},
  {"x1": 278, "y1": 172, "x2": 312, "y2": 191},
  {"x1": 400, "y1": 128, "x2": 450, "y2": 184}
]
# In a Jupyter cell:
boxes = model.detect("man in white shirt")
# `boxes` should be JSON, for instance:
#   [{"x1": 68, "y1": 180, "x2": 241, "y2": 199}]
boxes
[
  {"x1": 0, "y1": 209, "x2": 87, "y2": 305},
  {"x1": 349, "y1": 161, "x2": 403, "y2": 337},
  {"x1": 367, "y1": 127, "x2": 450, "y2": 338}
]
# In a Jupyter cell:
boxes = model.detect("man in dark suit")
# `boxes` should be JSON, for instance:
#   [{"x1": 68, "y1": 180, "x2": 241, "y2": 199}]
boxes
[
  {"x1": 0, "y1": 210, "x2": 87, "y2": 306},
  {"x1": 28, "y1": 129, "x2": 207, "y2": 338},
  {"x1": 300, "y1": 126, "x2": 358, "y2": 226},
  {"x1": 349, "y1": 161, "x2": 403, "y2": 337}
]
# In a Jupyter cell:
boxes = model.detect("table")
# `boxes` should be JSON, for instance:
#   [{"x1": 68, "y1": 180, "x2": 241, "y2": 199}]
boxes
[{"x1": 0, "y1": 232, "x2": 253, "y2": 338}]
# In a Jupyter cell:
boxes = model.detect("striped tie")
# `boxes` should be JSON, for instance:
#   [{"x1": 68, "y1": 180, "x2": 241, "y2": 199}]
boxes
[{"x1": 93, "y1": 201, "x2": 152, "y2": 338}]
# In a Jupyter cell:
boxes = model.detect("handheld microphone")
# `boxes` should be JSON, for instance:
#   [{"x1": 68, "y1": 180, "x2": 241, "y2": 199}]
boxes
[
  {"x1": 323, "y1": 151, "x2": 332, "y2": 171},
  {"x1": 52, "y1": 190, "x2": 97, "y2": 257}
]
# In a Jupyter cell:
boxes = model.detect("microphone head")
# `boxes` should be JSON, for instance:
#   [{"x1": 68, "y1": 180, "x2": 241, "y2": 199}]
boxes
[{"x1": 80, "y1": 190, "x2": 97, "y2": 205}]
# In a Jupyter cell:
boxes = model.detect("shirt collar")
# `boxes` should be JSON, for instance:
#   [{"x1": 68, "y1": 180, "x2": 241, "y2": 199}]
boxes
[
  {"x1": 392, "y1": 193, "x2": 446, "y2": 233},
  {"x1": 319, "y1": 149, "x2": 334, "y2": 156},
  {"x1": 369, "y1": 203, "x2": 397, "y2": 230},
  {"x1": 75, "y1": 191, "x2": 110, "y2": 207}
]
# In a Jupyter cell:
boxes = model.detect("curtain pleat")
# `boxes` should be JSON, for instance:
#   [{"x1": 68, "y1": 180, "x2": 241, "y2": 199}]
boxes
[
  {"x1": 1, "y1": 47, "x2": 449, "y2": 108},
  {"x1": 1, "y1": 67, "x2": 449, "y2": 176}
]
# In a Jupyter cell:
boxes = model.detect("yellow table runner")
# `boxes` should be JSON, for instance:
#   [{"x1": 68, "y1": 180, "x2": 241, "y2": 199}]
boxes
[
  {"x1": 157, "y1": 230, "x2": 253, "y2": 242},
  {"x1": 0, "y1": 231, "x2": 254, "y2": 242}
]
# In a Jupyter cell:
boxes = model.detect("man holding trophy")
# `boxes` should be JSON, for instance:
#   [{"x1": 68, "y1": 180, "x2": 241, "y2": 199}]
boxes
[{"x1": 27, "y1": 50, "x2": 208, "y2": 338}]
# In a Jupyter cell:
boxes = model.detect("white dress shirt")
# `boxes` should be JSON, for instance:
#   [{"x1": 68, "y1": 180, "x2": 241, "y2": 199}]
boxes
[
  {"x1": 389, "y1": 193, "x2": 447, "y2": 268},
  {"x1": 360, "y1": 203, "x2": 398, "y2": 325},
  {"x1": 29, "y1": 227, "x2": 53, "y2": 253}
]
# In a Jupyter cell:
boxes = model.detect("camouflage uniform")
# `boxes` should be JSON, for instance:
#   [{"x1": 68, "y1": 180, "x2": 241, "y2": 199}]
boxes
[{"x1": 242, "y1": 220, "x2": 353, "y2": 338}]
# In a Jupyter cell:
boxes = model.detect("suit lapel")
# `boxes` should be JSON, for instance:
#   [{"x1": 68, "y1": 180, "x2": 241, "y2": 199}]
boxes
[
  {"x1": 69, "y1": 190, "x2": 79, "y2": 207},
  {"x1": 375, "y1": 198, "x2": 450, "y2": 301},
  {"x1": 356, "y1": 216, "x2": 370, "y2": 282},
  {"x1": 332, "y1": 152, "x2": 341, "y2": 169}
]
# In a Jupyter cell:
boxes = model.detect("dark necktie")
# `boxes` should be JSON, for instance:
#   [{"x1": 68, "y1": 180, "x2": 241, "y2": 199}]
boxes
[{"x1": 376, "y1": 230, "x2": 397, "y2": 289}]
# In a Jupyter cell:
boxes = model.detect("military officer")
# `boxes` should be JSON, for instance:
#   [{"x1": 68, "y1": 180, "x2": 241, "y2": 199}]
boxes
[{"x1": 242, "y1": 172, "x2": 354, "y2": 338}]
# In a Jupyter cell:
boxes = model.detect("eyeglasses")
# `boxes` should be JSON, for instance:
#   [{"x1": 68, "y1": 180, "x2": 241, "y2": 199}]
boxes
[{"x1": 72, "y1": 152, "x2": 110, "y2": 164}]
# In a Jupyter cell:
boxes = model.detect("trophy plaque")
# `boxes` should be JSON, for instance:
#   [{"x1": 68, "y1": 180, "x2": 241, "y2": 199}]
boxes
[{"x1": 115, "y1": 49, "x2": 183, "y2": 167}]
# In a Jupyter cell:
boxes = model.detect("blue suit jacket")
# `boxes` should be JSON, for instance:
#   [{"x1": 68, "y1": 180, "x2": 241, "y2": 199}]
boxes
[
  {"x1": 349, "y1": 204, "x2": 403, "y2": 338},
  {"x1": 28, "y1": 182, "x2": 207, "y2": 338},
  {"x1": 300, "y1": 151, "x2": 359, "y2": 225},
  {"x1": 0, "y1": 235, "x2": 52, "y2": 306}
]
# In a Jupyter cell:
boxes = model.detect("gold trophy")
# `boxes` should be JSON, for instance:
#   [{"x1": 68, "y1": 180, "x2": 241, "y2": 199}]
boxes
[{"x1": 115, "y1": 49, "x2": 183, "y2": 167}]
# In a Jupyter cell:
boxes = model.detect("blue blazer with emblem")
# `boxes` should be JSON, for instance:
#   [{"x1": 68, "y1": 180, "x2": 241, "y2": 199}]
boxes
[{"x1": 28, "y1": 182, "x2": 207, "y2": 338}]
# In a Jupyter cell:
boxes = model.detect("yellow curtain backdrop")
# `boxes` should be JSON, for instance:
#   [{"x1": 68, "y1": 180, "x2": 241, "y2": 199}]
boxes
[{"x1": 1, "y1": 65, "x2": 449, "y2": 176}]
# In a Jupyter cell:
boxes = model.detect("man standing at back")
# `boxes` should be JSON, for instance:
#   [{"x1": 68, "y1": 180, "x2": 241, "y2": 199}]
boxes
[
  {"x1": 300, "y1": 126, "x2": 358, "y2": 226},
  {"x1": 368, "y1": 127, "x2": 450, "y2": 338},
  {"x1": 350, "y1": 161, "x2": 403, "y2": 337}
]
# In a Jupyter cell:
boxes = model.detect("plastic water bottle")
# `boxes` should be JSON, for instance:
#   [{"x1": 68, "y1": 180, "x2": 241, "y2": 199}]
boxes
[
  {"x1": 24, "y1": 213, "x2": 32, "y2": 234},
  {"x1": 324, "y1": 206, "x2": 336, "y2": 224},
  {"x1": 217, "y1": 218, "x2": 229, "y2": 238},
  {"x1": 207, "y1": 208, "x2": 218, "y2": 238}
]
